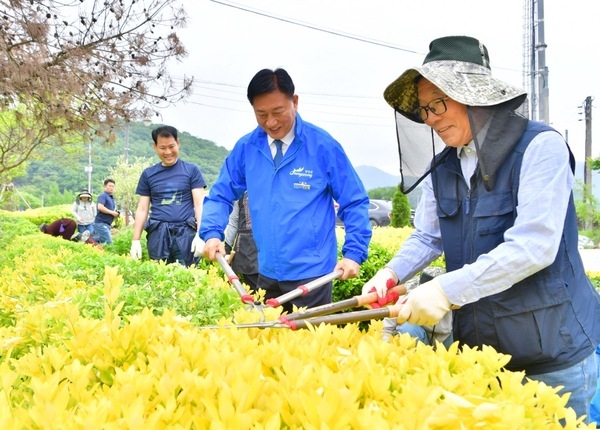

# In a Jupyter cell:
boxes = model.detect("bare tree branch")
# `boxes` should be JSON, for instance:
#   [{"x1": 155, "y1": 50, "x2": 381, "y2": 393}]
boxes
[{"x1": 0, "y1": 0, "x2": 192, "y2": 175}]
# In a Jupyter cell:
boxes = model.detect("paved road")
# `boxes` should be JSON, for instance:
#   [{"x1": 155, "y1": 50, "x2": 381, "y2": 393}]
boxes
[{"x1": 579, "y1": 249, "x2": 600, "y2": 273}]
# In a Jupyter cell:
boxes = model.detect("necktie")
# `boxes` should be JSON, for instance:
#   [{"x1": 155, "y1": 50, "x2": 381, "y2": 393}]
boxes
[{"x1": 273, "y1": 139, "x2": 283, "y2": 167}]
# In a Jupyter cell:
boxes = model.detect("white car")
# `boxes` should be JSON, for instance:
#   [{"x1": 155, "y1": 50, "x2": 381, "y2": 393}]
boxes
[{"x1": 578, "y1": 235, "x2": 595, "y2": 250}]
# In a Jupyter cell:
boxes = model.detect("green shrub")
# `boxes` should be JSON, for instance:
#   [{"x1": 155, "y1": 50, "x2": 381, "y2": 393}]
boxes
[
  {"x1": 391, "y1": 187, "x2": 412, "y2": 227},
  {"x1": 333, "y1": 242, "x2": 395, "y2": 302}
]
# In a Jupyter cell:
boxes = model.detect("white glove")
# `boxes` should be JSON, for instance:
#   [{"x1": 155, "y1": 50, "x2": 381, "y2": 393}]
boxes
[
  {"x1": 130, "y1": 240, "x2": 142, "y2": 260},
  {"x1": 191, "y1": 235, "x2": 205, "y2": 258},
  {"x1": 397, "y1": 278, "x2": 451, "y2": 327},
  {"x1": 362, "y1": 267, "x2": 398, "y2": 298}
]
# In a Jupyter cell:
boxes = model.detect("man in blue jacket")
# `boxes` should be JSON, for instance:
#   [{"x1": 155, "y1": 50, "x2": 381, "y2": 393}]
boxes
[{"x1": 201, "y1": 68, "x2": 371, "y2": 313}]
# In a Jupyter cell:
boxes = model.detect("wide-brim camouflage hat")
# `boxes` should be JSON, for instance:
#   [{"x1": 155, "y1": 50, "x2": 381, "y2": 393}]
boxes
[{"x1": 383, "y1": 36, "x2": 527, "y2": 123}]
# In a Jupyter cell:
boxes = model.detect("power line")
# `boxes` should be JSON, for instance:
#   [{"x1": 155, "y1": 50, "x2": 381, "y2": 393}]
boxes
[
  {"x1": 183, "y1": 96, "x2": 392, "y2": 124},
  {"x1": 209, "y1": 0, "x2": 421, "y2": 54},
  {"x1": 207, "y1": 1, "x2": 521, "y2": 76},
  {"x1": 169, "y1": 76, "x2": 391, "y2": 115},
  {"x1": 172, "y1": 75, "x2": 386, "y2": 101}
]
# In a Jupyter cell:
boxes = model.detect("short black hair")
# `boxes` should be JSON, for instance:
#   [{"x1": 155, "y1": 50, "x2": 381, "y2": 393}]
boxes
[
  {"x1": 247, "y1": 68, "x2": 295, "y2": 105},
  {"x1": 151, "y1": 125, "x2": 178, "y2": 144},
  {"x1": 104, "y1": 178, "x2": 115, "y2": 186}
]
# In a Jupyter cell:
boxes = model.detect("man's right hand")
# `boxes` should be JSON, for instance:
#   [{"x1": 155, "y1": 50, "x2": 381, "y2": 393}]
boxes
[
  {"x1": 130, "y1": 240, "x2": 142, "y2": 260},
  {"x1": 202, "y1": 237, "x2": 226, "y2": 261},
  {"x1": 362, "y1": 267, "x2": 398, "y2": 298}
]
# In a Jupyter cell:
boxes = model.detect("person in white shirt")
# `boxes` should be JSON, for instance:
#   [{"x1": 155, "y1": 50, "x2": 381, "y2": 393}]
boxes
[{"x1": 363, "y1": 35, "x2": 600, "y2": 423}]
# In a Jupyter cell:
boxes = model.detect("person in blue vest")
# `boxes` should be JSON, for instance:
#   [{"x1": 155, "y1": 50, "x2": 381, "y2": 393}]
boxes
[
  {"x1": 363, "y1": 35, "x2": 600, "y2": 423},
  {"x1": 224, "y1": 192, "x2": 258, "y2": 291},
  {"x1": 200, "y1": 68, "x2": 371, "y2": 314}
]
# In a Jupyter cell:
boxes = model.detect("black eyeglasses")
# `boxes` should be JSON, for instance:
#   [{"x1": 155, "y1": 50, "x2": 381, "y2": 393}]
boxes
[{"x1": 415, "y1": 97, "x2": 449, "y2": 121}]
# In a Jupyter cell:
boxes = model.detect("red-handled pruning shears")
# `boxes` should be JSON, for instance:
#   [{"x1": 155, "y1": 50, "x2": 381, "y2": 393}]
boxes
[
  {"x1": 216, "y1": 252, "x2": 266, "y2": 317},
  {"x1": 200, "y1": 282, "x2": 407, "y2": 330},
  {"x1": 279, "y1": 282, "x2": 405, "y2": 323},
  {"x1": 216, "y1": 251, "x2": 342, "y2": 311},
  {"x1": 264, "y1": 270, "x2": 343, "y2": 308}
]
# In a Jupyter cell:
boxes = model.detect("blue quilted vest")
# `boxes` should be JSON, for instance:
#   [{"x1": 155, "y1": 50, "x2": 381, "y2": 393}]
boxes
[{"x1": 434, "y1": 121, "x2": 600, "y2": 374}]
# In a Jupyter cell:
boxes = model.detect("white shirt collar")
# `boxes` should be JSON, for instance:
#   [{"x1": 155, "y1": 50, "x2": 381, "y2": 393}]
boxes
[
  {"x1": 457, "y1": 141, "x2": 477, "y2": 158},
  {"x1": 268, "y1": 125, "x2": 295, "y2": 147}
]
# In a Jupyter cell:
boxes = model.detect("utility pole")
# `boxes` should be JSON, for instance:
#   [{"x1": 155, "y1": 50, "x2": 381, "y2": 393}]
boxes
[
  {"x1": 535, "y1": 0, "x2": 549, "y2": 124},
  {"x1": 124, "y1": 122, "x2": 130, "y2": 164},
  {"x1": 84, "y1": 142, "x2": 93, "y2": 193},
  {"x1": 522, "y1": 0, "x2": 549, "y2": 123},
  {"x1": 123, "y1": 121, "x2": 131, "y2": 226},
  {"x1": 583, "y1": 96, "x2": 593, "y2": 230}
]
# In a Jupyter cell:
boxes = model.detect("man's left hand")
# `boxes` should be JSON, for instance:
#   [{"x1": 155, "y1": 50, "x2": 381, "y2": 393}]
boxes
[
  {"x1": 396, "y1": 278, "x2": 451, "y2": 326},
  {"x1": 190, "y1": 235, "x2": 205, "y2": 258}
]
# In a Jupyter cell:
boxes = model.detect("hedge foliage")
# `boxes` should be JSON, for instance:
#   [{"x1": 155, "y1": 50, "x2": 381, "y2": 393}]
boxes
[{"x1": 0, "y1": 209, "x2": 598, "y2": 428}]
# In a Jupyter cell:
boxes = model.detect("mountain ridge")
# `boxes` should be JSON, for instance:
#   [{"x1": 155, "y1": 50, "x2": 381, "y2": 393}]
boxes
[{"x1": 354, "y1": 165, "x2": 401, "y2": 191}]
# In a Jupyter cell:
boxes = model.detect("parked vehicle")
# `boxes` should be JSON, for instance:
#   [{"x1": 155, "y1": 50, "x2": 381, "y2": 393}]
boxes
[
  {"x1": 578, "y1": 235, "x2": 595, "y2": 250},
  {"x1": 335, "y1": 199, "x2": 392, "y2": 227},
  {"x1": 368, "y1": 199, "x2": 392, "y2": 227}
]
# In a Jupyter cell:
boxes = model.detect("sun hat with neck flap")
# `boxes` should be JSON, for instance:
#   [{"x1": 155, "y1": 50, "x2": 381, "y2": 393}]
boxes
[
  {"x1": 77, "y1": 190, "x2": 92, "y2": 200},
  {"x1": 383, "y1": 35, "x2": 527, "y2": 123}
]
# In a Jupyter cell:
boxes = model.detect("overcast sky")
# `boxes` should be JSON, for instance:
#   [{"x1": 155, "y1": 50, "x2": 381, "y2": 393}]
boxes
[{"x1": 157, "y1": 0, "x2": 599, "y2": 175}]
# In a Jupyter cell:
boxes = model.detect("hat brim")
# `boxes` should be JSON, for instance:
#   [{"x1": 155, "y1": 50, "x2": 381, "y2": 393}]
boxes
[
  {"x1": 384, "y1": 60, "x2": 526, "y2": 123},
  {"x1": 78, "y1": 193, "x2": 92, "y2": 199}
]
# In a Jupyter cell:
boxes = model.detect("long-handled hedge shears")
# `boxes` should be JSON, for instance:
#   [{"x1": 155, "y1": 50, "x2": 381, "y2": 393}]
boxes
[
  {"x1": 216, "y1": 251, "x2": 265, "y2": 316},
  {"x1": 216, "y1": 251, "x2": 342, "y2": 312},
  {"x1": 201, "y1": 282, "x2": 406, "y2": 330}
]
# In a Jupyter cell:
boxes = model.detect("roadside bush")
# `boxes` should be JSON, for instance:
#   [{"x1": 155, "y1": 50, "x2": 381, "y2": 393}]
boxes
[
  {"x1": 0, "y1": 210, "x2": 597, "y2": 427},
  {"x1": 7, "y1": 204, "x2": 73, "y2": 227}
]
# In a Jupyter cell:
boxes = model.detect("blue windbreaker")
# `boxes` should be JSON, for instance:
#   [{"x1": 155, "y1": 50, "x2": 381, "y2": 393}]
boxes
[{"x1": 201, "y1": 114, "x2": 371, "y2": 280}]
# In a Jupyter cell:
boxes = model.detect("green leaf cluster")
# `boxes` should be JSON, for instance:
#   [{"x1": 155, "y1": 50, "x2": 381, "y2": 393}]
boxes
[
  {"x1": 367, "y1": 186, "x2": 397, "y2": 200},
  {"x1": 0, "y1": 211, "x2": 243, "y2": 330},
  {"x1": 333, "y1": 242, "x2": 396, "y2": 302}
]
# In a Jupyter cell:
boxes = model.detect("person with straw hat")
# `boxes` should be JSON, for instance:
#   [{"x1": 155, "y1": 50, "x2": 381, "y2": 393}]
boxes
[
  {"x1": 71, "y1": 190, "x2": 96, "y2": 235},
  {"x1": 363, "y1": 35, "x2": 600, "y2": 422}
]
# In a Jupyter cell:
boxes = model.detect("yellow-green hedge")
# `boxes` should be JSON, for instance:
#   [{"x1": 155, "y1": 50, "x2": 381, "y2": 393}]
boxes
[
  {"x1": 0, "y1": 267, "x2": 593, "y2": 428},
  {"x1": 0, "y1": 210, "x2": 597, "y2": 428}
]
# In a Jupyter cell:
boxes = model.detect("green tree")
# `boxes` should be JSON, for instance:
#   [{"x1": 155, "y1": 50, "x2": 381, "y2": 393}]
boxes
[
  {"x1": 43, "y1": 182, "x2": 73, "y2": 207},
  {"x1": 108, "y1": 156, "x2": 154, "y2": 227},
  {"x1": 574, "y1": 181, "x2": 599, "y2": 230},
  {"x1": 391, "y1": 187, "x2": 412, "y2": 228},
  {"x1": 368, "y1": 186, "x2": 397, "y2": 201}
]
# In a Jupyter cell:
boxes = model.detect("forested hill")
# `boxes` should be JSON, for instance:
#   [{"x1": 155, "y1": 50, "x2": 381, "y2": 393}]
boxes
[{"x1": 14, "y1": 121, "x2": 230, "y2": 205}]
